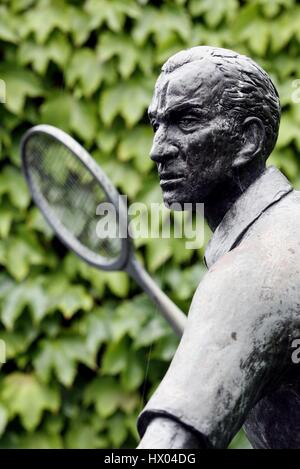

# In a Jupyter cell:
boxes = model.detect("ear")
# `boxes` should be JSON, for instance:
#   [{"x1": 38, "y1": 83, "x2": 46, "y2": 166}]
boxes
[{"x1": 232, "y1": 117, "x2": 265, "y2": 169}]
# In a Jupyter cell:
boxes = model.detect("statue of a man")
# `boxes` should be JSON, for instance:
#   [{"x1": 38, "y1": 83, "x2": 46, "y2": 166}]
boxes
[{"x1": 137, "y1": 46, "x2": 300, "y2": 449}]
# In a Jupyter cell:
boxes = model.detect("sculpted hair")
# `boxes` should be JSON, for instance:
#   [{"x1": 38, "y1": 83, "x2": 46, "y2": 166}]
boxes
[{"x1": 161, "y1": 46, "x2": 281, "y2": 161}]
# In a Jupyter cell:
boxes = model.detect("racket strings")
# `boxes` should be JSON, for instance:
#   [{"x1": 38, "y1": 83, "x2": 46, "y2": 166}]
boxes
[{"x1": 25, "y1": 134, "x2": 122, "y2": 260}]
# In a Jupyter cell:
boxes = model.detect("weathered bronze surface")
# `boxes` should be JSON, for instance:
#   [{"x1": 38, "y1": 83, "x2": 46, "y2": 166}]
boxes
[{"x1": 137, "y1": 46, "x2": 300, "y2": 449}]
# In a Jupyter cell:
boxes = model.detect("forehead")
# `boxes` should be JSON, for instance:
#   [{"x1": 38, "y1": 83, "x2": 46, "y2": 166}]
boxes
[{"x1": 149, "y1": 59, "x2": 224, "y2": 117}]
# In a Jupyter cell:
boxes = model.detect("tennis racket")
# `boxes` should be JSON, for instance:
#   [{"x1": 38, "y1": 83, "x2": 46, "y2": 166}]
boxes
[{"x1": 21, "y1": 125, "x2": 186, "y2": 336}]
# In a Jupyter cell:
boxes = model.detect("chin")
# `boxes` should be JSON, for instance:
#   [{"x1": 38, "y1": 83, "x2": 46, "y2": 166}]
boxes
[
  {"x1": 162, "y1": 189, "x2": 191, "y2": 209},
  {"x1": 162, "y1": 187, "x2": 209, "y2": 209}
]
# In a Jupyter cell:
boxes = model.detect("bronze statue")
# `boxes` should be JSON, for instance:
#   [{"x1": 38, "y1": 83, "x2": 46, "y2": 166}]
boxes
[{"x1": 137, "y1": 46, "x2": 300, "y2": 449}]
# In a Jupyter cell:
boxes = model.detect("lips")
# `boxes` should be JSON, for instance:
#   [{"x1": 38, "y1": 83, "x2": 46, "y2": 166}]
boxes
[{"x1": 159, "y1": 173, "x2": 185, "y2": 188}]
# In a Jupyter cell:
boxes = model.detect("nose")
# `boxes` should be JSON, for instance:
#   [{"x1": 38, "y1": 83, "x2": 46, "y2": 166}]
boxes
[{"x1": 150, "y1": 126, "x2": 179, "y2": 164}]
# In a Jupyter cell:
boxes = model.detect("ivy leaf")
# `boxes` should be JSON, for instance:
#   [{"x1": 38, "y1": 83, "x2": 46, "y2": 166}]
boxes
[
  {"x1": 0, "y1": 325, "x2": 38, "y2": 360},
  {"x1": 0, "y1": 373, "x2": 60, "y2": 431},
  {"x1": 100, "y1": 160, "x2": 141, "y2": 198},
  {"x1": 133, "y1": 315, "x2": 171, "y2": 348},
  {"x1": 65, "y1": 49, "x2": 104, "y2": 97},
  {"x1": 0, "y1": 63, "x2": 42, "y2": 114},
  {"x1": 107, "y1": 413, "x2": 128, "y2": 447},
  {"x1": 0, "y1": 404, "x2": 8, "y2": 437},
  {"x1": 270, "y1": 11, "x2": 296, "y2": 52},
  {"x1": 15, "y1": 431, "x2": 63, "y2": 449},
  {"x1": 189, "y1": 0, "x2": 238, "y2": 27},
  {"x1": 277, "y1": 112, "x2": 300, "y2": 149},
  {"x1": 133, "y1": 5, "x2": 191, "y2": 46},
  {"x1": 121, "y1": 350, "x2": 145, "y2": 391},
  {"x1": 152, "y1": 334, "x2": 179, "y2": 361},
  {"x1": 85, "y1": 0, "x2": 140, "y2": 33},
  {"x1": 102, "y1": 338, "x2": 128, "y2": 375},
  {"x1": 110, "y1": 294, "x2": 154, "y2": 342},
  {"x1": 231, "y1": 3, "x2": 259, "y2": 35},
  {"x1": 0, "y1": 6, "x2": 18, "y2": 43},
  {"x1": 84, "y1": 376, "x2": 138, "y2": 417},
  {"x1": 69, "y1": 6, "x2": 92, "y2": 46},
  {"x1": 17, "y1": 32, "x2": 71, "y2": 75},
  {"x1": 20, "y1": 2, "x2": 71, "y2": 43},
  {"x1": 34, "y1": 336, "x2": 95, "y2": 387},
  {"x1": 1, "y1": 280, "x2": 48, "y2": 329},
  {"x1": 41, "y1": 93, "x2": 98, "y2": 143},
  {"x1": 65, "y1": 422, "x2": 108, "y2": 449},
  {"x1": 99, "y1": 77, "x2": 154, "y2": 127},
  {"x1": 40, "y1": 92, "x2": 73, "y2": 132},
  {"x1": 97, "y1": 33, "x2": 137, "y2": 79},
  {"x1": 0, "y1": 166, "x2": 30, "y2": 210},
  {"x1": 261, "y1": 0, "x2": 295, "y2": 18},
  {"x1": 26, "y1": 207, "x2": 54, "y2": 239},
  {"x1": 84, "y1": 377, "x2": 120, "y2": 417},
  {"x1": 70, "y1": 100, "x2": 98, "y2": 144},
  {"x1": 118, "y1": 126, "x2": 154, "y2": 173},
  {"x1": 8, "y1": 0, "x2": 36, "y2": 13},
  {"x1": 0, "y1": 204, "x2": 14, "y2": 238},
  {"x1": 62, "y1": 254, "x2": 106, "y2": 298},
  {"x1": 169, "y1": 236, "x2": 194, "y2": 264},
  {"x1": 0, "y1": 273, "x2": 14, "y2": 297},
  {"x1": 268, "y1": 148, "x2": 298, "y2": 182},
  {"x1": 53, "y1": 285, "x2": 93, "y2": 319},
  {"x1": 232, "y1": 4, "x2": 270, "y2": 56},
  {"x1": 0, "y1": 235, "x2": 46, "y2": 281},
  {"x1": 74, "y1": 308, "x2": 111, "y2": 358},
  {"x1": 146, "y1": 238, "x2": 172, "y2": 272},
  {"x1": 103, "y1": 271, "x2": 129, "y2": 298},
  {"x1": 95, "y1": 127, "x2": 120, "y2": 154},
  {"x1": 46, "y1": 278, "x2": 93, "y2": 319},
  {"x1": 165, "y1": 264, "x2": 206, "y2": 301},
  {"x1": 243, "y1": 20, "x2": 270, "y2": 56}
]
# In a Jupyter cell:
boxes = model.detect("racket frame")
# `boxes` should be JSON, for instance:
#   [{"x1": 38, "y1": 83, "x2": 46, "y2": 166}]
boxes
[
  {"x1": 22, "y1": 125, "x2": 187, "y2": 336},
  {"x1": 21, "y1": 124, "x2": 130, "y2": 271}
]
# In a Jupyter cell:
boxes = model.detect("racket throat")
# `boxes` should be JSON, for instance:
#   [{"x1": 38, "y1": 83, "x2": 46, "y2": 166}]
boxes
[{"x1": 126, "y1": 257, "x2": 186, "y2": 337}]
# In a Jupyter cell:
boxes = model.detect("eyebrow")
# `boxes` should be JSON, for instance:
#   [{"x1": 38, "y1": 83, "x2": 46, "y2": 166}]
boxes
[{"x1": 149, "y1": 103, "x2": 206, "y2": 121}]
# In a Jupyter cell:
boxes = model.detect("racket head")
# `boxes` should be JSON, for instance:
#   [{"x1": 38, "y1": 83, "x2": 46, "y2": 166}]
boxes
[{"x1": 21, "y1": 125, "x2": 130, "y2": 271}]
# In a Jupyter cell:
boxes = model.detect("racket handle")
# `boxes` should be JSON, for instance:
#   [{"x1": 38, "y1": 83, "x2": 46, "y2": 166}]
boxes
[{"x1": 126, "y1": 258, "x2": 187, "y2": 337}]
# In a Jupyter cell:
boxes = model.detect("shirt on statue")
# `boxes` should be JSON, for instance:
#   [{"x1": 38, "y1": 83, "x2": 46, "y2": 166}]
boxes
[{"x1": 138, "y1": 166, "x2": 300, "y2": 449}]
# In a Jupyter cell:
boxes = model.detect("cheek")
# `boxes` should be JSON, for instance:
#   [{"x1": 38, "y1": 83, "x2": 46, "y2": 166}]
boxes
[
  {"x1": 186, "y1": 126, "x2": 232, "y2": 172},
  {"x1": 184, "y1": 129, "x2": 217, "y2": 170}
]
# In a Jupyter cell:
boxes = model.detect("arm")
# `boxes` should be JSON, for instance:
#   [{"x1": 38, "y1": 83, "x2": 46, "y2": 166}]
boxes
[
  {"x1": 137, "y1": 417, "x2": 200, "y2": 449},
  {"x1": 138, "y1": 238, "x2": 297, "y2": 448}
]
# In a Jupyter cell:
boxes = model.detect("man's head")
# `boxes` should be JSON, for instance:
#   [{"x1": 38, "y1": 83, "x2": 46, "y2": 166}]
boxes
[{"x1": 149, "y1": 46, "x2": 281, "y2": 207}]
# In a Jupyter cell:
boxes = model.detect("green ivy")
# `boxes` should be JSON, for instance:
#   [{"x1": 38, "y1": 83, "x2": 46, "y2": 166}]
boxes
[{"x1": 0, "y1": 0, "x2": 299, "y2": 449}]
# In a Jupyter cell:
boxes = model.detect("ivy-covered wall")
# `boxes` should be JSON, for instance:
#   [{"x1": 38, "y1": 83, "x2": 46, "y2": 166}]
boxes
[{"x1": 0, "y1": 0, "x2": 299, "y2": 449}]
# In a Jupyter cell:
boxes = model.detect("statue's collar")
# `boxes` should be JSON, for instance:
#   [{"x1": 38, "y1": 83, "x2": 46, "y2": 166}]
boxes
[{"x1": 204, "y1": 166, "x2": 293, "y2": 269}]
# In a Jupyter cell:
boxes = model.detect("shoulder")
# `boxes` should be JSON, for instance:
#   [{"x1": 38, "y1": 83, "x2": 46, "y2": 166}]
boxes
[
  {"x1": 193, "y1": 190, "x2": 300, "y2": 315},
  {"x1": 240, "y1": 189, "x2": 300, "y2": 268}
]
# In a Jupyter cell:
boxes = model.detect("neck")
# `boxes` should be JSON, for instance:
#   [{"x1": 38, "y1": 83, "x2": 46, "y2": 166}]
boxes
[{"x1": 204, "y1": 163, "x2": 266, "y2": 231}]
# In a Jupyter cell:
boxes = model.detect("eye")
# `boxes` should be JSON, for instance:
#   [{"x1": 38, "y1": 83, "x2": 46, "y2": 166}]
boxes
[
  {"x1": 151, "y1": 121, "x2": 159, "y2": 133},
  {"x1": 179, "y1": 116, "x2": 199, "y2": 129}
]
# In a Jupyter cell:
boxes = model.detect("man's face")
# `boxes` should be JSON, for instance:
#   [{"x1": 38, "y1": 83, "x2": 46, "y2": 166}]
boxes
[{"x1": 149, "y1": 60, "x2": 237, "y2": 207}]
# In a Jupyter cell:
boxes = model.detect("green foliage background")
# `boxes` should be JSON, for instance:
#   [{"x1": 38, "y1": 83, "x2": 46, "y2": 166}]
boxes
[{"x1": 0, "y1": 0, "x2": 299, "y2": 449}]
